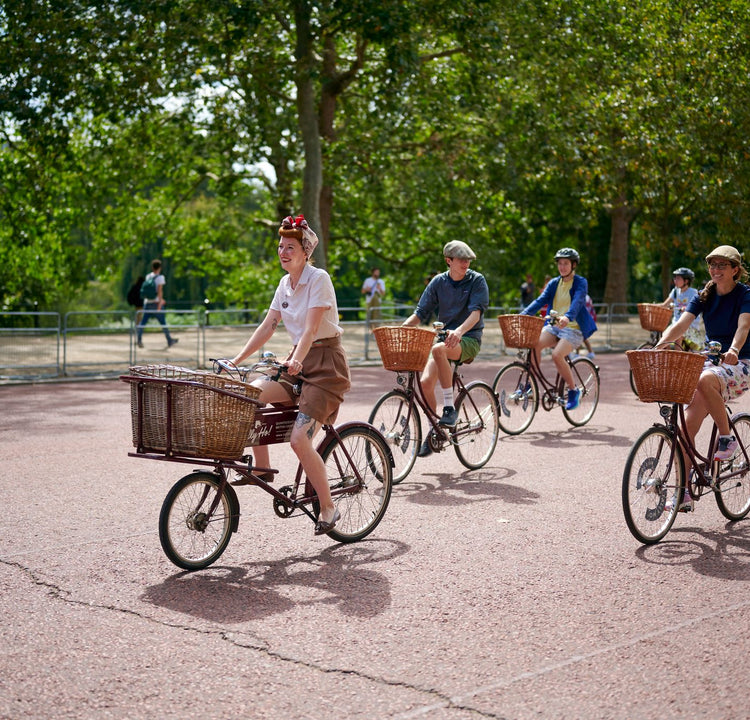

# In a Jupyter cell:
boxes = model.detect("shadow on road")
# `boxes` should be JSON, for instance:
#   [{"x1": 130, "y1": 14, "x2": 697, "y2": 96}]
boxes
[
  {"x1": 634, "y1": 521, "x2": 750, "y2": 581},
  {"x1": 141, "y1": 538, "x2": 409, "y2": 623}
]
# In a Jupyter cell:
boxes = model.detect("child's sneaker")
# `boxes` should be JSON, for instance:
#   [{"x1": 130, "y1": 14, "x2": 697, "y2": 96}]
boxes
[
  {"x1": 565, "y1": 388, "x2": 581, "y2": 410},
  {"x1": 714, "y1": 435, "x2": 738, "y2": 461}
]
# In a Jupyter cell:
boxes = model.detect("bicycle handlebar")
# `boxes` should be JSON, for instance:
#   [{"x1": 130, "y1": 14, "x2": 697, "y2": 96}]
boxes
[{"x1": 211, "y1": 355, "x2": 305, "y2": 391}]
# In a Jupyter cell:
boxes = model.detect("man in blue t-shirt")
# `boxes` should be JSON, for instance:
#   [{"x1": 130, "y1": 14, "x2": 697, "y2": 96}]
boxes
[{"x1": 402, "y1": 240, "x2": 489, "y2": 456}]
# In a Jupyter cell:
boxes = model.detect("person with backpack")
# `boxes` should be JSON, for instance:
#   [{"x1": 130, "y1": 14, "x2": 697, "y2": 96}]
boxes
[{"x1": 136, "y1": 259, "x2": 178, "y2": 349}]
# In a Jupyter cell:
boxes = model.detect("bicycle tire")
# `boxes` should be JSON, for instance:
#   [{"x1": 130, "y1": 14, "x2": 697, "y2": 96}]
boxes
[
  {"x1": 622, "y1": 425, "x2": 684, "y2": 544},
  {"x1": 368, "y1": 389, "x2": 420, "y2": 483},
  {"x1": 562, "y1": 357, "x2": 600, "y2": 427},
  {"x1": 492, "y1": 361, "x2": 538, "y2": 435},
  {"x1": 629, "y1": 341, "x2": 655, "y2": 397},
  {"x1": 453, "y1": 381, "x2": 500, "y2": 469},
  {"x1": 317, "y1": 423, "x2": 393, "y2": 543},
  {"x1": 714, "y1": 412, "x2": 750, "y2": 520},
  {"x1": 159, "y1": 471, "x2": 239, "y2": 571}
]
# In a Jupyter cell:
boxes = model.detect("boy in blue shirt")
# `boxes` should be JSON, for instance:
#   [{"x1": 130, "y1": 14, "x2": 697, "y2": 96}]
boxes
[{"x1": 402, "y1": 241, "x2": 489, "y2": 456}]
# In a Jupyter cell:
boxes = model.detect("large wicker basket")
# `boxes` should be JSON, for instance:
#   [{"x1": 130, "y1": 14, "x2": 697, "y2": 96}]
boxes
[
  {"x1": 498, "y1": 314, "x2": 545, "y2": 349},
  {"x1": 372, "y1": 326, "x2": 435, "y2": 372},
  {"x1": 637, "y1": 303, "x2": 672, "y2": 333},
  {"x1": 124, "y1": 365, "x2": 261, "y2": 459},
  {"x1": 626, "y1": 349, "x2": 704, "y2": 404}
]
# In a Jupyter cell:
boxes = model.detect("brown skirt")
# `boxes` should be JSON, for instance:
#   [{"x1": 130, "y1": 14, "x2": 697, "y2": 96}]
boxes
[{"x1": 282, "y1": 336, "x2": 351, "y2": 424}]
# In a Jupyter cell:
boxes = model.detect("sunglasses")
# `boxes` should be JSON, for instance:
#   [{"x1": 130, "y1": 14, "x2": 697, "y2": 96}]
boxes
[{"x1": 707, "y1": 261, "x2": 732, "y2": 270}]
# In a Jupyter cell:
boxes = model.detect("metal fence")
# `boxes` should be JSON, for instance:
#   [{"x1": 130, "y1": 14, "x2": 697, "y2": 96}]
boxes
[{"x1": 0, "y1": 303, "x2": 652, "y2": 383}]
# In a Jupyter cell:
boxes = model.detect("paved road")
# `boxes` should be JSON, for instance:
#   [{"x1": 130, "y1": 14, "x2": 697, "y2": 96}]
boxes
[{"x1": 2, "y1": 354, "x2": 749, "y2": 719}]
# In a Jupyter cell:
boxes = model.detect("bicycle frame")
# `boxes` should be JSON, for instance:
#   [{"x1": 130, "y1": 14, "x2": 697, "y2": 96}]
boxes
[
  {"x1": 390, "y1": 363, "x2": 483, "y2": 447},
  {"x1": 129, "y1": 406, "x2": 375, "y2": 524},
  {"x1": 657, "y1": 403, "x2": 749, "y2": 496}
]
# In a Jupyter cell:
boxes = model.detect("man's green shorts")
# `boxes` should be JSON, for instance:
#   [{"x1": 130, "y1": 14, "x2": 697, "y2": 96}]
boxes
[{"x1": 459, "y1": 336, "x2": 480, "y2": 363}]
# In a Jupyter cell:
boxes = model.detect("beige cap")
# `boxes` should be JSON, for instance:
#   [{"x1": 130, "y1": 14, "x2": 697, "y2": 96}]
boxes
[
  {"x1": 443, "y1": 240, "x2": 476, "y2": 260},
  {"x1": 706, "y1": 245, "x2": 742, "y2": 265}
]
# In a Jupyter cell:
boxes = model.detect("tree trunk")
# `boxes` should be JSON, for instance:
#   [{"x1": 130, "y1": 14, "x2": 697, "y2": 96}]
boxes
[
  {"x1": 603, "y1": 192, "x2": 638, "y2": 307},
  {"x1": 293, "y1": 1, "x2": 325, "y2": 268}
]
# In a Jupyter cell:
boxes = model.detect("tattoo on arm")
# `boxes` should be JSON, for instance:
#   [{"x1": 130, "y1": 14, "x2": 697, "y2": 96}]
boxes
[{"x1": 271, "y1": 318, "x2": 278, "y2": 331}]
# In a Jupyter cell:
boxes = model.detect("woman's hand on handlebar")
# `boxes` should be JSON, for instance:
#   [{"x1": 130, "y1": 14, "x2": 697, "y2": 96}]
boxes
[{"x1": 287, "y1": 358, "x2": 303, "y2": 375}]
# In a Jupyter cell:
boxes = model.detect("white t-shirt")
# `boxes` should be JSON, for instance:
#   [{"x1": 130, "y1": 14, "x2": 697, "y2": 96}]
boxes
[
  {"x1": 270, "y1": 264, "x2": 342, "y2": 344},
  {"x1": 362, "y1": 276, "x2": 385, "y2": 301}
]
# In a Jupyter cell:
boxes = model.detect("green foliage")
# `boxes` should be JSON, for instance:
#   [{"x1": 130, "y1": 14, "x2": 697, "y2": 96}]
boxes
[{"x1": 2, "y1": 0, "x2": 750, "y2": 314}]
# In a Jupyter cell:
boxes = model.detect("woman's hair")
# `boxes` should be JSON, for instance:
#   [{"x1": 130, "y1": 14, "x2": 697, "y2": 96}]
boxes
[{"x1": 699, "y1": 262, "x2": 749, "y2": 303}]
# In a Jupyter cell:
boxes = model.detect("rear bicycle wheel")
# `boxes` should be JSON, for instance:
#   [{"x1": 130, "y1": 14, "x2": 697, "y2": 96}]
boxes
[
  {"x1": 714, "y1": 412, "x2": 750, "y2": 520},
  {"x1": 629, "y1": 341, "x2": 654, "y2": 397},
  {"x1": 562, "y1": 357, "x2": 600, "y2": 426},
  {"x1": 492, "y1": 361, "x2": 538, "y2": 435},
  {"x1": 159, "y1": 471, "x2": 239, "y2": 571},
  {"x1": 453, "y1": 381, "x2": 500, "y2": 469},
  {"x1": 368, "y1": 389, "x2": 420, "y2": 483},
  {"x1": 318, "y1": 424, "x2": 392, "y2": 543},
  {"x1": 622, "y1": 426, "x2": 683, "y2": 544}
]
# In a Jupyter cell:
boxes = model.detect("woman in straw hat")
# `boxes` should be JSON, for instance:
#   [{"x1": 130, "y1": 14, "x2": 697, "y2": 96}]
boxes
[
  {"x1": 660, "y1": 245, "x2": 750, "y2": 509},
  {"x1": 228, "y1": 214, "x2": 351, "y2": 535}
]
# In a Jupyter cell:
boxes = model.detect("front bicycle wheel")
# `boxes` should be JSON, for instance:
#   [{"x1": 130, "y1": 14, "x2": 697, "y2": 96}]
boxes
[
  {"x1": 453, "y1": 381, "x2": 500, "y2": 469},
  {"x1": 492, "y1": 361, "x2": 538, "y2": 435},
  {"x1": 368, "y1": 389, "x2": 420, "y2": 483},
  {"x1": 318, "y1": 424, "x2": 393, "y2": 543},
  {"x1": 159, "y1": 471, "x2": 239, "y2": 571},
  {"x1": 562, "y1": 357, "x2": 600, "y2": 426},
  {"x1": 622, "y1": 426, "x2": 684, "y2": 544},
  {"x1": 629, "y1": 341, "x2": 654, "y2": 397},
  {"x1": 714, "y1": 412, "x2": 750, "y2": 520}
]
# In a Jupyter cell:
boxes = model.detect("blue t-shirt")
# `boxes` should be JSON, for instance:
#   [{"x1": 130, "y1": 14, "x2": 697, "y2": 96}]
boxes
[
  {"x1": 686, "y1": 283, "x2": 750, "y2": 358},
  {"x1": 415, "y1": 269, "x2": 489, "y2": 342}
]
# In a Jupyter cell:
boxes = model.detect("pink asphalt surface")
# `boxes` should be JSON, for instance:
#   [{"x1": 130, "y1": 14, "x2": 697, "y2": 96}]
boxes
[{"x1": 2, "y1": 353, "x2": 750, "y2": 719}]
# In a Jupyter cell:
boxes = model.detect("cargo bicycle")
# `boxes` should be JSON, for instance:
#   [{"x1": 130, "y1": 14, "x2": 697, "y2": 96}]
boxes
[
  {"x1": 122, "y1": 357, "x2": 393, "y2": 571},
  {"x1": 367, "y1": 323, "x2": 500, "y2": 483},
  {"x1": 623, "y1": 344, "x2": 750, "y2": 544},
  {"x1": 493, "y1": 312, "x2": 600, "y2": 435}
]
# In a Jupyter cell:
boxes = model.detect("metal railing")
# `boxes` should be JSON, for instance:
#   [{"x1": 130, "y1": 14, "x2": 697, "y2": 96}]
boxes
[{"x1": 0, "y1": 302, "x2": 655, "y2": 383}]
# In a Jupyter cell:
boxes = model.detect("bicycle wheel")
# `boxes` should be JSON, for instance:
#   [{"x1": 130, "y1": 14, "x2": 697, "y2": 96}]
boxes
[
  {"x1": 368, "y1": 390, "x2": 420, "y2": 483},
  {"x1": 492, "y1": 361, "x2": 538, "y2": 435},
  {"x1": 159, "y1": 471, "x2": 239, "y2": 571},
  {"x1": 622, "y1": 426, "x2": 684, "y2": 544},
  {"x1": 562, "y1": 357, "x2": 600, "y2": 426},
  {"x1": 714, "y1": 412, "x2": 750, "y2": 520},
  {"x1": 318, "y1": 424, "x2": 393, "y2": 543},
  {"x1": 452, "y1": 381, "x2": 500, "y2": 469},
  {"x1": 629, "y1": 341, "x2": 654, "y2": 396}
]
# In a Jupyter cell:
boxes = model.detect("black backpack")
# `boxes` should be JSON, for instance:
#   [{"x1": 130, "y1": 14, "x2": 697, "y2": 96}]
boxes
[{"x1": 127, "y1": 278, "x2": 144, "y2": 306}]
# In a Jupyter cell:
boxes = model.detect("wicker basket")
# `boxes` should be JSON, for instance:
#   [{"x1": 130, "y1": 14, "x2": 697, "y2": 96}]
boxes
[
  {"x1": 125, "y1": 365, "x2": 261, "y2": 459},
  {"x1": 626, "y1": 349, "x2": 704, "y2": 404},
  {"x1": 498, "y1": 314, "x2": 545, "y2": 349},
  {"x1": 637, "y1": 303, "x2": 672, "y2": 333},
  {"x1": 372, "y1": 326, "x2": 435, "y2": 372}
]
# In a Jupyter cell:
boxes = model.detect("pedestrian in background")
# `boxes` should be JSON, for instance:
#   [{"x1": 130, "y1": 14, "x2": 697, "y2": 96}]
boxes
[
  {"x1": 136, "y1": 259, "x2": 178, "y2": 349},
  {"x1": 362, "y1": 267, "x2": 385, "y2": 324}
]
